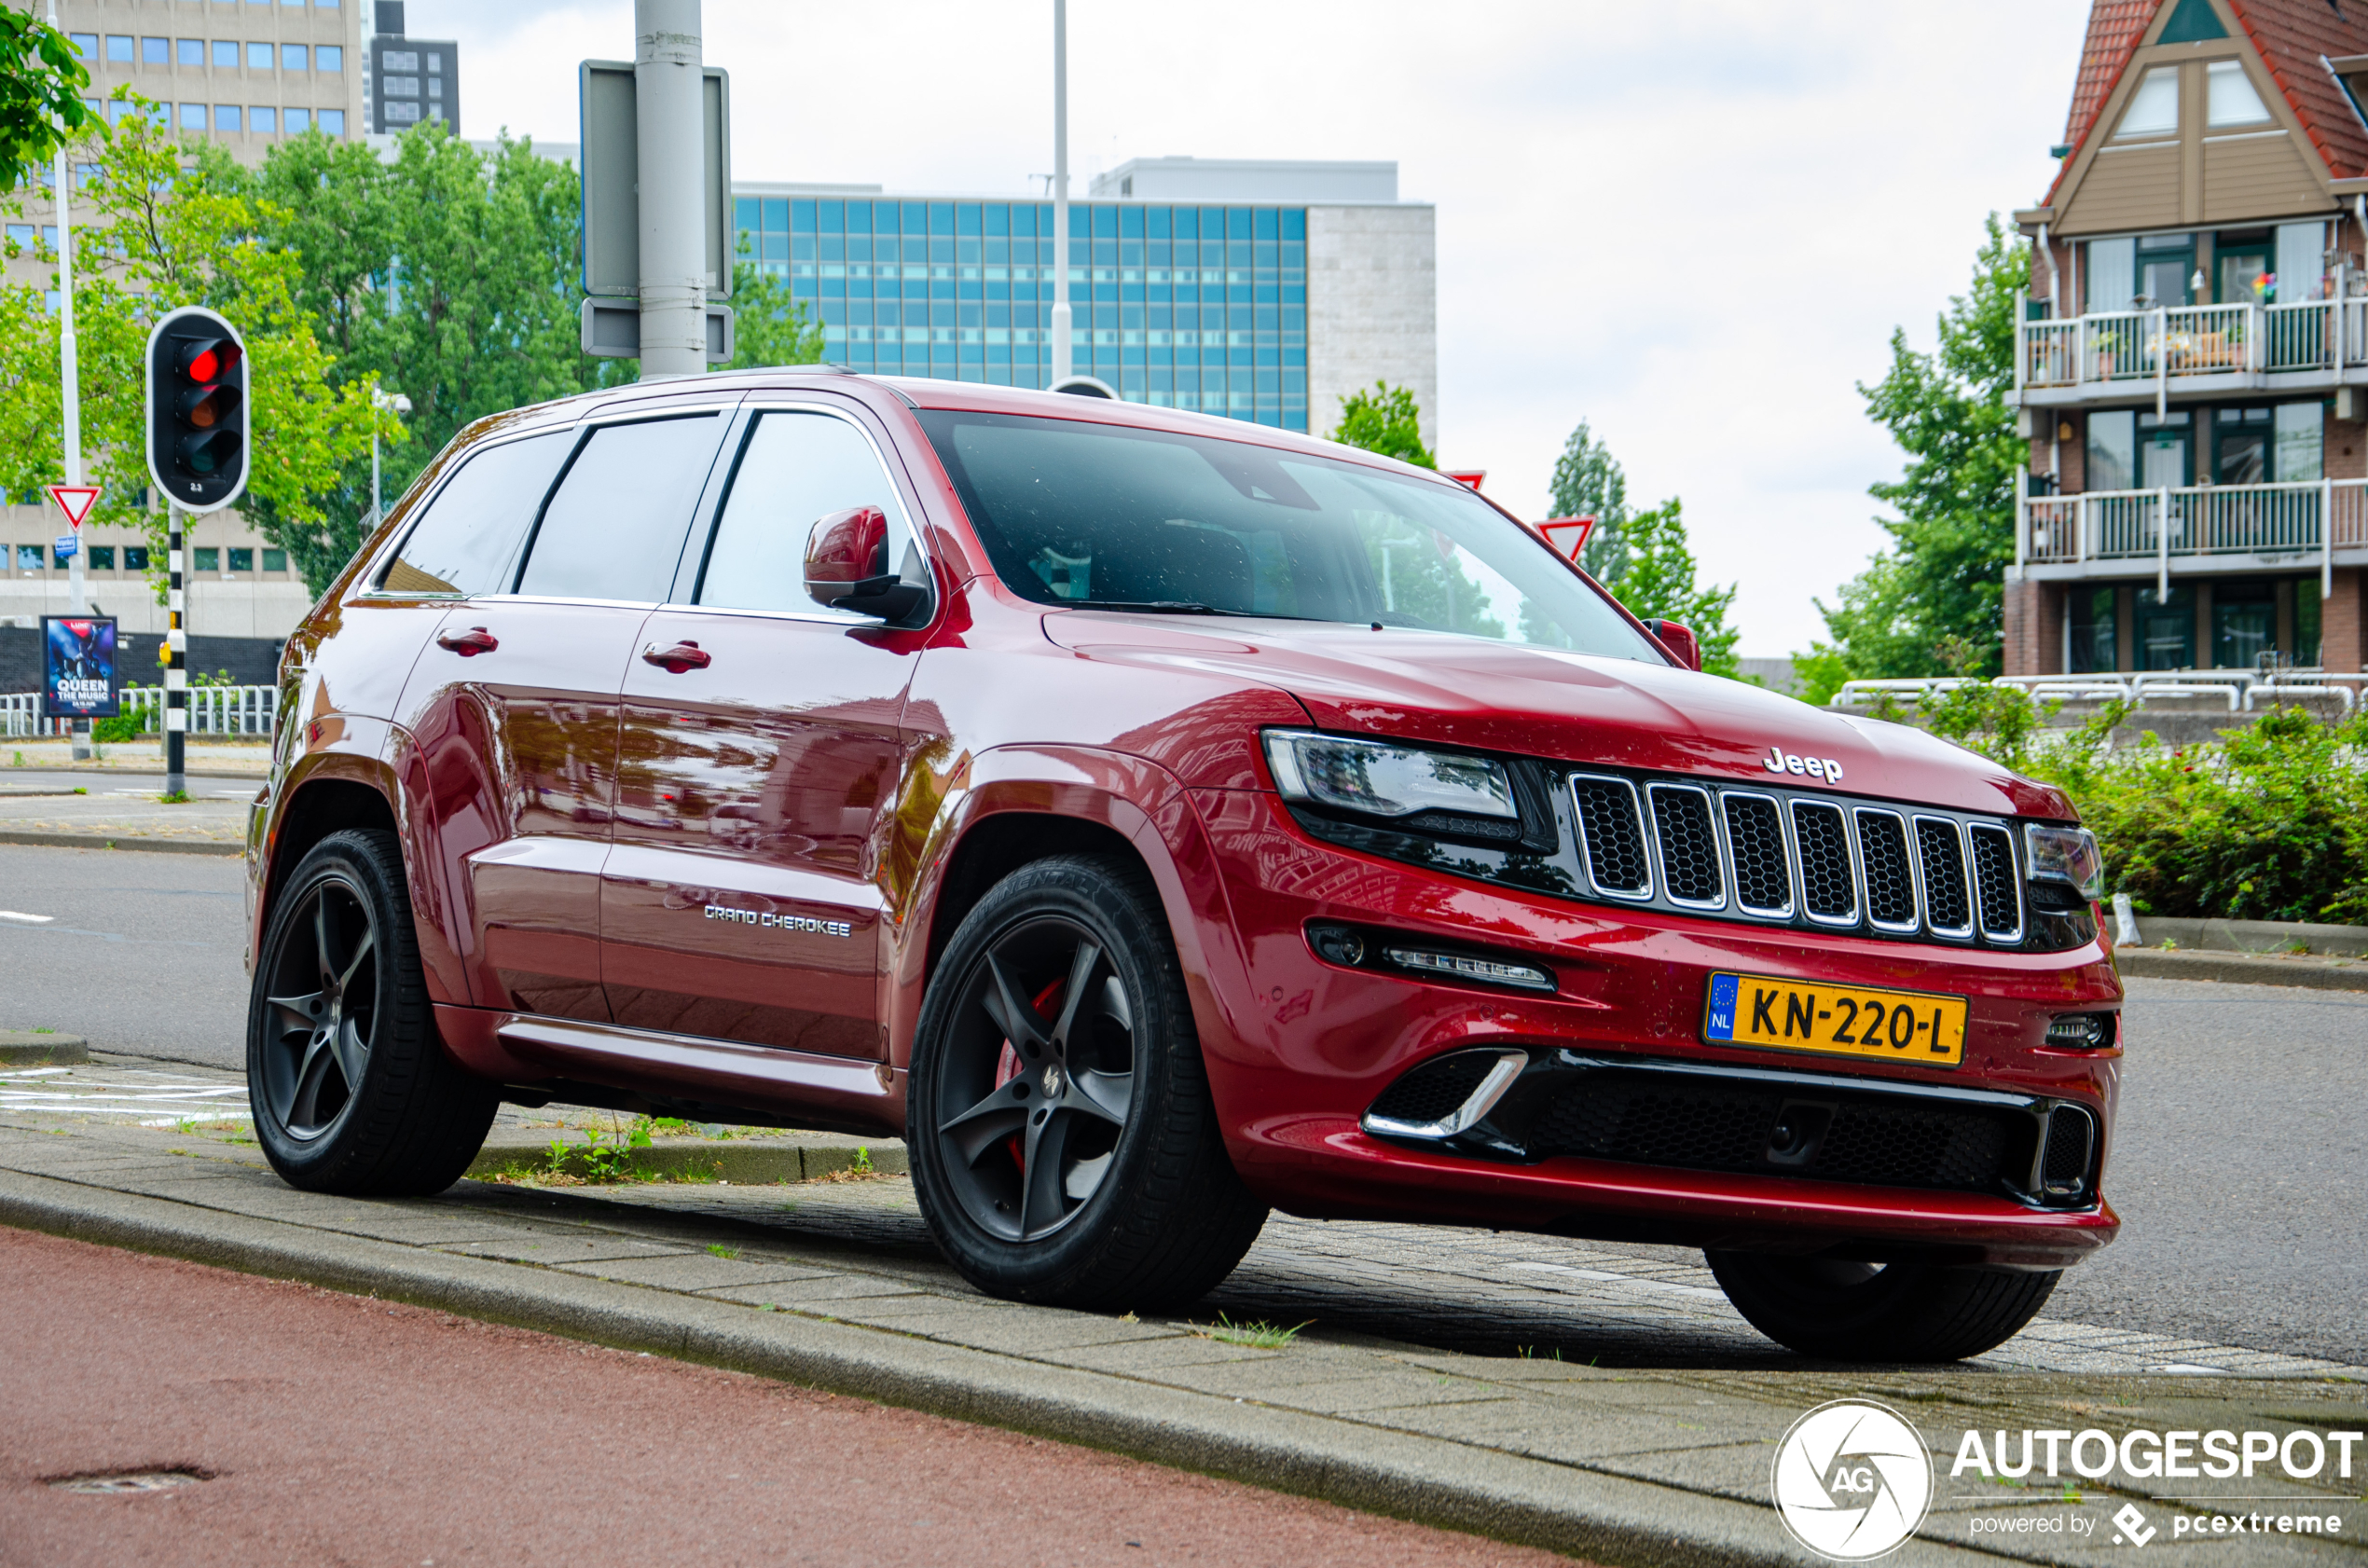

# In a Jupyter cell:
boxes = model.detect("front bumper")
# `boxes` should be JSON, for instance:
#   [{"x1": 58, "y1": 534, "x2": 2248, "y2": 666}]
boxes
[{"x1": 1187, "y1": 787, "x2": 2123, "y2": 1270}]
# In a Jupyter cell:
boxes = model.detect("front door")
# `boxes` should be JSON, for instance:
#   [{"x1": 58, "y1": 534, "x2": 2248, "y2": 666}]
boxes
[
  {"x1": 602, "y1": 405, "x2": 935, "y2": 1057},
  {"x1": 395, "y1": 407, "x2": 734, "y2": 1018}
]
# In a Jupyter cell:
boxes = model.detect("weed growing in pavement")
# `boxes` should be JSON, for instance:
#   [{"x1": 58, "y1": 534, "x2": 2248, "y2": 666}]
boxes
[
  {"x1": 158, "y1": 791, "x2": 189, "y2": 805},
  {"x1": 1191, "y1": 1314, "x2": 1311, "y2": 1350},
  {"x1": 9, "y1": 751, "x2": 21, "y2": 767},
  {"x1": 71, "y1": 786, "x2": 86, "y2": 795},
  {"x1": 707, "y1": 1243, "x2": 740, "y2": 1260}
]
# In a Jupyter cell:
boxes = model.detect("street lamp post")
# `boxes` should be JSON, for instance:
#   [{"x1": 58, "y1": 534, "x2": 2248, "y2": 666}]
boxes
[
  {"x1": 1050, "y1": 0, "x2": 1071, "y2": 389},
  {"x1": 369, "y1": 388, "x2": 411, "y2": 525}
]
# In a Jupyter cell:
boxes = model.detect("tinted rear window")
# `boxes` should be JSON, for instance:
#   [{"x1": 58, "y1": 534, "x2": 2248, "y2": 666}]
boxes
[
  {"x1": 378, "y1": 431, "x2": 571, "y2": 597},
  {"x1": 515, "y1": 414, "x2": 727, "y2": 602},
  {"x1": 916, "y1": 410, "x2": 1660, "y2": 659}
]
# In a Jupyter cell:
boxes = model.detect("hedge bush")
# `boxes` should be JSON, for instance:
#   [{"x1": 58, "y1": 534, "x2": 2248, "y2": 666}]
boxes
[{"x1": 1918, "y1": 689, "x2": 2368, "y2": 925}]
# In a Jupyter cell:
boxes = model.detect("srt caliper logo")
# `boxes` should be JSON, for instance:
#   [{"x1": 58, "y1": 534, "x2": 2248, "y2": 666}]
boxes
[{"x1": 1764, "y1": 746, "x2": 1844, "y2": 784}]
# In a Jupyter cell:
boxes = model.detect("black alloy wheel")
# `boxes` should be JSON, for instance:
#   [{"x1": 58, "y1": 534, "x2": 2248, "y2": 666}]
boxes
[
  {"x1": 910, "y1": 855, "x2": 1268, "y2": 1310},
  {"x1": 247, "y1": 829, "x2": 496, "y2": 1195},
  {"x1": 1706, "y1": 1251, "x2": 2063, "y2": 1363}
]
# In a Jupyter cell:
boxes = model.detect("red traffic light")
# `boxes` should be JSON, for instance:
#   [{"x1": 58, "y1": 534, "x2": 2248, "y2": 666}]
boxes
[
  {"x1": 177, "y1": 383, "x2": 241, "y2": 430},
  {"x1": 181, "y1": 338, "x2": 242, "y2": 383}
]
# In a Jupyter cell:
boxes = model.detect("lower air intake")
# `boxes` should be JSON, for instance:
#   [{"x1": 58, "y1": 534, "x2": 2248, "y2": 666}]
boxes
[{"x1": 1366, "y1": 1052, "x2": 1504, "y2": 1130}]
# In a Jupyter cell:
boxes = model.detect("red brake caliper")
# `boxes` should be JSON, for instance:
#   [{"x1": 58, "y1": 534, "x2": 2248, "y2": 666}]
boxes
[{"x1": 994, "y1": 978, "x2": 1066, "y2": 1174}]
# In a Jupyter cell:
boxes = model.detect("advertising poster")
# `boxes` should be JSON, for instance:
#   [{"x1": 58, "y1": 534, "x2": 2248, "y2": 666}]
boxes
[{"x1": 40, "y1": 614, "x2": 121, "y2": 720}]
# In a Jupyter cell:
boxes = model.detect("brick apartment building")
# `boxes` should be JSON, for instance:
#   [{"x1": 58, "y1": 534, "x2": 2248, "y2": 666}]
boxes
[{"x1": 2005, "y1": 0, "x2": 2368, "y2": 675}]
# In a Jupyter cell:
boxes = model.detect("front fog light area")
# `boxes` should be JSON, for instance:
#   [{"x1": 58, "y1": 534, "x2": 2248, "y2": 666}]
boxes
[
  {"x1": 1264, "y1": 730, "x2": 1516, "y2": 823},
  {"x1": 1306, "y1": 922, "x2": 1556, "y2": 993}
]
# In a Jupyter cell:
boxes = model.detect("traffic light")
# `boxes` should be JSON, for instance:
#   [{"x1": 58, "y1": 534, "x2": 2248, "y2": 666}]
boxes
[{"x1": 145, "y1": 306, "x2": 250, "y2": 513}]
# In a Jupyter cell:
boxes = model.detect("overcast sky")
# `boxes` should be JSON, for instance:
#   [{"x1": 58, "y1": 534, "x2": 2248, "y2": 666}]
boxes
[{"x1": 403, "y1": 1, "x2": 2091, "y2": 657}]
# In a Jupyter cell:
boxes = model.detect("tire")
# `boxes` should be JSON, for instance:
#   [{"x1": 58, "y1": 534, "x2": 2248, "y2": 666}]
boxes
[
  {"x1": 1706, "y1": 1251, "x2": 2061, "y2": 1363},
  {"x1": 247, "y1": 828, "x2": 497, "y2": 1195},
  {"x1": 909, "y1": 854, "x2": 1268, "y2": 1311}
]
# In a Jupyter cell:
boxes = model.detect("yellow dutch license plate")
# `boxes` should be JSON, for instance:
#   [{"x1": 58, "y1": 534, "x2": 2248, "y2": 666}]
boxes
[{"x1": 1702, "y1": 972, "x2": 1967, "y2": 1067}]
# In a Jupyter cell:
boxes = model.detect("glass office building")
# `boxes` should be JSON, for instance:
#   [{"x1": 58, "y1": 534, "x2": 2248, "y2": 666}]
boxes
[{"x1": 735, "y1": 197, "x2": 1310, "y2": 432}]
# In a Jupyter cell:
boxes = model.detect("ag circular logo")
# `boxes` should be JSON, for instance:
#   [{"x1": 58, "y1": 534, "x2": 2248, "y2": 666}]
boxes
[{"x1": 1770, "y1": 1399, "x2": 1934, "y2": 1561}]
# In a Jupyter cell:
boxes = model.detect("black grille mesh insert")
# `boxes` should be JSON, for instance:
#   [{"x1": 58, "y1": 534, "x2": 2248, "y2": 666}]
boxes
[
  {"x1": 1528, "y1": 1077, "x2": 2017, "y2": 1193},
  {"x1": 1969, "y1": 824, "x2": 2019, "y2": 938},
  {"x1": 1723, "y1": 795, "x2": 1792, "y2": 913},
  {"x1": 2044, "y1": 1107, "x2": 2095, "y2": 1190},
  {"x1": 1367, "y1": 1052, "x2": 1502, "y2": 1128},
  {"x1": 1650, "y1": 788, "x2": 1723, "y2": 904},
  {"x1": 1858, "y1": 812, "x2": 1916, "y2": 927},
  {"x1": 1792, "y1": 802, "x2": 1854, "y2": 920},
  {"x1": 1573, "y1": 777, "x2": 1650, "y2": 895},
  {"x1": 1917, "y1": 818, "x2": 1972, "y2": 932}
]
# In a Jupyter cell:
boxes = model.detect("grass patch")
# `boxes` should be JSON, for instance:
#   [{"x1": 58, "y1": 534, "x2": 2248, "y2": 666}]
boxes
[
  {"x1": 706, "y1": 1243, "x2": 740, "y2": 1260},
  {"x1": 1191, "y1": 1314, "x2": 1311, "y2": 1350}
]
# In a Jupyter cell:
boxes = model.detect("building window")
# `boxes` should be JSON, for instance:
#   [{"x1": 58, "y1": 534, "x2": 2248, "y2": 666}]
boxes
[
  {"x1": 176, "y1": 37, "x2": 202, "y2": 67},
  {"x1": 318, "y1": 109, "x2": 344, "y2": 136},
  {"x1": 142, "y1": 36, "x2": 168, "y2": 65},
  {"x1": 2087, "y1": 409, "x2": 2137, "y2": 490},
  {"x1": 282, "y1": 44, "x2": 309, "y2": 72},
  {"x1": 16, "y1": 544, "x2": 42, "y2": 571},
  {"x1": 2215, "y1": 406, "x2": 2270, "y2": 484},
  {"x1": 383, "y1": 48, "x2": 420, "y2": 72},
  {"x1": 51, "y1": 544, "x2": 75, "y2": 569},
  {"x1": 216, "y1": 104, "x2": 241, "y2": 132},
  {"x1": 70, "y1": 34, "x2": 97, "y2": 60},
  {"x1": 2296, "y1": 579, "x2": 2322, "y2": 665},
  {"x1": 2116, "y1": 67, "x2": 2180, "y2": 138},
  {"x1": 88, "y1": 546, "x2": 115, "y2": 571},
  {"x1": 2212, "y1": 579, "x2": 2276, "y2": 668},
  {"x1": 213, "y1": 39, "x2": 239, "y2": 69},
  {"x1": 263, "y1": 548, "x2": 287, "y2": 572},
  {"x1": 2069, "y1": 587, "x2": 2117, "y2": 673},
  {"x1": 249, "y1": 41, "x2": 274, "y2": 70},
  {"x1": 384, "y1": 75, "x2": 420, "y2": 98},
  {"x1": 228, "y1": 547, "x2": 254, "y2": 572},
  {"x1": 123, "y1": 546, "x2": 148, "y2": 571},
  {"x1": 284, "y1": 107, "x2": 310, "y2": 133},
  {"x1": 193, "y1": 547, "x2": 220, "y2": 571},
  {"x1": 2136, "y1": 584, "x2": 2195, "y2": 669},
  {"x1": 2206, "y1": 61, "x2": 2270, "y2": 127},
  {"x1": 180, "y1": 103, "x2": 208, "y2": 131},
  {"x1": 318, "y1": 45, "x2": 343, "y2": 72},
  {"x1": 384, "y1": 102, "x2": 421, "y2": 124},
  {"x1": 252, "y1": 105, "x2": 277, "y2": 134},
  {"x1": 106, "y1": 34, "x2": 132, "y2": 62},
  {"x1": 2274, "y1": 401, "x2": 2322, "y2": 481}
]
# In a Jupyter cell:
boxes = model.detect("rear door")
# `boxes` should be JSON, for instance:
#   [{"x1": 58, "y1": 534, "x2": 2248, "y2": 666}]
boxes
[
  {"x1": 394, "y1": 406, "x2": 735, "y2": 1019},
  {"x1": 601, "y1": 402, "x2": 936, "y2": 1055}
]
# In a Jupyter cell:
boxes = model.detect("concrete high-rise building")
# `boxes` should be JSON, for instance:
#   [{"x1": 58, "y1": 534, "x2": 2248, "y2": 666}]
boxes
[{"x1": 364, "y1": 1, "x2": 457, "y2": 137}]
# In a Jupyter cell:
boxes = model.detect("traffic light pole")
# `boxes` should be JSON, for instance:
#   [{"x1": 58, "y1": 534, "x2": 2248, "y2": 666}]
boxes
[
  {"x1": 51, "y1": 0, "x2": 89, "y2": 760},
  {"x1": 165, "y1": 506, "x2": 185, "y2": 798}
]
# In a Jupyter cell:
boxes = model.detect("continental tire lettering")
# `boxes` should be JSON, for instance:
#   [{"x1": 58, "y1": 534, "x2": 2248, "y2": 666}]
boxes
[{"x1": 703, "y1": 904, "x2": 853, "y2": 938}]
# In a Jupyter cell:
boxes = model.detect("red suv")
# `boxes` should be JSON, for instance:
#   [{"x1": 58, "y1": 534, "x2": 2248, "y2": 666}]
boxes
[{"x1": 245, "y1": 373, "x2": 2120, "y2": 1362}]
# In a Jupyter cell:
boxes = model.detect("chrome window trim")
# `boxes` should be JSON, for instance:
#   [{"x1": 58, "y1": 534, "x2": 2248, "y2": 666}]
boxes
[
  {"x1": 1568, "y1": 773, "x2": 1655, "y2": 902},
  {"x1": 1718, "y1": 788, "x2": 1797, "y2": 920},
  {"x1": 1852, "y1": 806, "x2": 1922, "y2": 935},
  {"x1": 1644, "y1": 781, "x2": 1727, "y2": 912},
  {"x1": 1913, "y1": 813, "x2": 1977, "y2": 941},
  {"x1": 1967, "y1": 820, "x2": 2026, "y2": 945},
  {"x1": 1790, "y1": 797, "x2": 1862, "y2": 928}
]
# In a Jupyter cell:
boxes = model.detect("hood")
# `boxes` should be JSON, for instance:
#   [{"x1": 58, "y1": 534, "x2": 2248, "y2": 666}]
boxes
[{"x1": 1041, "y1": 613, "x2": 2073, "y2": 820}]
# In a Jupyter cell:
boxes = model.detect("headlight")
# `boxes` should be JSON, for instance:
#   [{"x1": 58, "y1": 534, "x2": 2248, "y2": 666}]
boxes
[
  {"x1": 2024, "y1": 823, "x2": 2104, "y2": 900},
  {"x1": 1263, "y1": 730, "x2": 1516, "y2": 821}
]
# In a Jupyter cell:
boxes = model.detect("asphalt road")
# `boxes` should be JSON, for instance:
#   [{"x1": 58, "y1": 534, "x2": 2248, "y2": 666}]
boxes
[
  {"x1": 2, "y1": 842, "x2": 2360, "y2": 1366},
  {"x1": 0, "y1": 1226, "x2": 1561, "y2": 1568}
]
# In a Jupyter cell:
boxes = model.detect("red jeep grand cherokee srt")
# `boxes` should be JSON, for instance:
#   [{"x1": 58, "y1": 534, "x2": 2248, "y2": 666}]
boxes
[{"x1": 245, "y1": 372, "x2": 2120, "y2": 1362}]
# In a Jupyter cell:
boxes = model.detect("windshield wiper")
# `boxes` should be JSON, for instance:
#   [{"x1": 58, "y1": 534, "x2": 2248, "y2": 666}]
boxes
[{"x1": 1067, "y1": 599, "x2": 1235, "y2": 615}]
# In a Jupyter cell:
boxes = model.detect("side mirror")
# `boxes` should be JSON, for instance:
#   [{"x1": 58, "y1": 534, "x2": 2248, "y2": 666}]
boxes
[
  {"x1": 1647, "y1": 618, "x2": 1701, "y2": 671},
  {"x1": 804, "y1": 506, "x2": 926, "y2": 621}
]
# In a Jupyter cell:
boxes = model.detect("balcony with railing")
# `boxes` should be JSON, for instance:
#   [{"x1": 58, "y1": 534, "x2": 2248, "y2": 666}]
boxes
[
  {"x1": 2017, "y1": 299, "x2": 2368, "y2": 402},
  {"x1": 2019, "y1": 476, "x2": 2368, "y2": 584}
]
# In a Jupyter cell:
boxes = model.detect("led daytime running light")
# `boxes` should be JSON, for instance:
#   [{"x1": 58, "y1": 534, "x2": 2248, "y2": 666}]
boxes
[{"x1": 1381, "y1": 946, "x2": 1556, "y2": 992}]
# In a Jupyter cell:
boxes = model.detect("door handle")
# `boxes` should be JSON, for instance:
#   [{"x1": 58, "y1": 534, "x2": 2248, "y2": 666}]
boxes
[
  {"x1": 641, "y1": 640, "x2": 710, "y2": 674},
  {"x1": 436, "y1": 626, "x2": 498, "y2": 656}
]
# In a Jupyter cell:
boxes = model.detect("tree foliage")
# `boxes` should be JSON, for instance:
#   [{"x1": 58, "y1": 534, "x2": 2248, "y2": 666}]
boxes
[
  {"x1": 0, "y1": 10, "x2": 99, "y2": 195},
  {"x1": 1804, "y1": 214, "x2": 2027, "y2": 687},
  {"x1": 1604, "y1": 501, "x2": 1742, "y2": 678},
  {"x1": 1329, "y1": 380, "x2": 1435, "y2": 468},
  {"x1": 1546, "y1": 419, "x2": 1631, "y2": 585}
]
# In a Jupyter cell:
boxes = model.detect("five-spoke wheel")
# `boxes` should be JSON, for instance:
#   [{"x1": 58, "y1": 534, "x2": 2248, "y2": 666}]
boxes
[
  {"x1": 258, "y1": 875, "x2": 379, "y2": 1141},
  {"x1": 909, "y1": 854, "x2": 1267, "y2": 1310}
]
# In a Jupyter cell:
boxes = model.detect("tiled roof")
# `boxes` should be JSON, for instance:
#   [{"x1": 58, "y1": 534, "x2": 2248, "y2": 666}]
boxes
[{"x1": 2048, "y1": 0, "x2": 2368, "y2": 209}]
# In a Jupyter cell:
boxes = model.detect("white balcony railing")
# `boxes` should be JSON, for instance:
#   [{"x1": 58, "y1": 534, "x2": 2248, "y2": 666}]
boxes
[
  {"x1": 2019, "y1": 299, "x2": 2360, "y2": 391},
  {"x1": 0, "y1": 684, "x2": 279, "y2": 738},
  {"x1": 2019, "y1": 477, "x2": 2368, "y2": 596}
]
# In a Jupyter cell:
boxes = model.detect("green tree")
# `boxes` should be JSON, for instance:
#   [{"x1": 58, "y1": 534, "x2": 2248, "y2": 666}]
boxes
[
  {"x1": 1547, "y1": 419, "x2": 1630, "y2": 585},
  {"x1": 0, "y1": 9, "x2": 99, "y2": 194},
  {"x1": 1330, "y1": 380, "x2": 1435, "y2": 468},
  {"x1": 1805, "y1": 214, "x2": 2027, "y2": 685},
  {"x1": 1603, "y1": 500, "x2": 1742, "y2": 678}
]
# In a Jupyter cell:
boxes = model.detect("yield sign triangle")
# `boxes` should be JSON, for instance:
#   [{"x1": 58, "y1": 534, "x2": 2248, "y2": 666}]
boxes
[
  {"x1": 1539, "y1": 516, "x2": 1595, "y2": 565},
  {"x1": 48, "y1": 485, "x2": 102, "y2": 530}
]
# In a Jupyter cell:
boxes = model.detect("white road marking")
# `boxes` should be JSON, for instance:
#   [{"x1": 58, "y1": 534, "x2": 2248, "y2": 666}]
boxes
[
  {"x1": 0, "y1": 1066, "x2": 72, "y2": 1078},
  {"x1": 0, "y1": 911, "x2": 56, "y2": 924}
]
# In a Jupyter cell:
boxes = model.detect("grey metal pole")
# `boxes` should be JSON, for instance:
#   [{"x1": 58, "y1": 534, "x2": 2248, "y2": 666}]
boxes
[
  {"x1": 371, "y1": 420, "x2": 380, "y2": 526},
  {"x1": 165, "y1": 506, "x2": 186, "y2": 797},
  {"x1": 634, "y1": 0, "x2": 706, "y2": 380},
  {"x1": 1049, "y1": 0, "x2": 1071, "y2": 387},
  {"x1": 51, "y1": 0, "x2": 89, "y2": 760}
]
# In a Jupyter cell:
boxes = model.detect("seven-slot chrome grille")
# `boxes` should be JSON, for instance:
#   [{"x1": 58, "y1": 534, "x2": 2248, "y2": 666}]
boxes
[{"x1": 1571, "y1": 772, "x2": 2026, "y2": 945}]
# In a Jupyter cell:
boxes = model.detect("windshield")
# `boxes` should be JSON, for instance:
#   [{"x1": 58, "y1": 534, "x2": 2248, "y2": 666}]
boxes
[{"x1": 916, "y1": 410, "x2": 1665, "y2": 661}]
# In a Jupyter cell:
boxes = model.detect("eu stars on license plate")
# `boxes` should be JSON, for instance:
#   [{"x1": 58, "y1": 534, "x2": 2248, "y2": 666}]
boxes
[{"x1": 1702, "y1": 972, "x2": 1967, "y2": 1067}]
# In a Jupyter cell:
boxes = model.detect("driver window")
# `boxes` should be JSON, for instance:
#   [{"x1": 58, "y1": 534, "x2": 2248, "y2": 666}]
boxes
[{"x1": 697, "y1": 411, "x2": 923, "y2": 614}]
